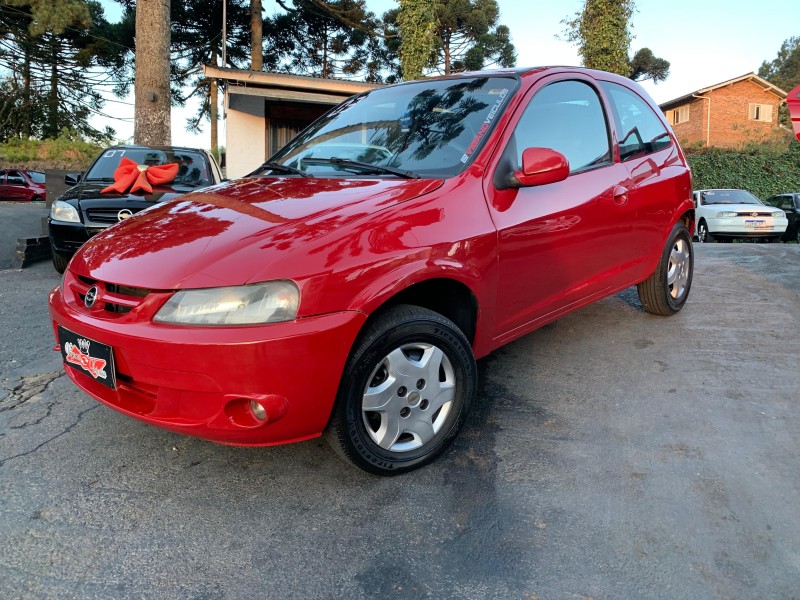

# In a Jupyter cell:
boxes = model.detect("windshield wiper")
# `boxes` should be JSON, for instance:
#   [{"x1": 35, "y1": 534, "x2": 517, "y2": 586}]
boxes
[
  {"x1": 303, "y1": 157, "x2": 420, "y2": 179},
  {"x1": 250, "y1": 161, "x2": 311, "y2": 177}
]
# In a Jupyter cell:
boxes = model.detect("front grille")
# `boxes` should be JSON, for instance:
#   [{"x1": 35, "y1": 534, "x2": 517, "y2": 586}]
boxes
[
  {"x1": 72, "y1": 275, "x2": 152, "y2": 314},
  {"x1": 85, "y1": 208, "x2": 142, "y2": 225},
  {"x1": 736, "y1": 211, "x2": 772, "y2": 217}
]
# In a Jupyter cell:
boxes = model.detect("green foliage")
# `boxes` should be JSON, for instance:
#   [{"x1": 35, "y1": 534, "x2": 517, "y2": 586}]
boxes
[
  {"x1": 264, "y1": 0, "x2": 385, "y2": 80},
  {"x1": 758, "y1": 36, "x2": 800, "y2": 93},
  {"x1": 630, "y1": 47, "x2": 669, "y2": 83},
  {"x1": 1, "y1": 0, "x2": 90, "y2": 36},
  {"x1": 397, "y1": 0, "x2": 435, "y2": 80},
  {"x1": 563, "y1": 1, "x2": 669, "y2": 83},
  {"x1": 686, "y1": 143, "x2": 800, "y2": 199},
  {"x1": 0, "y1": 1, "x2": 129, "y2": 142},
  {"x1": 564, "y1": 0, "x2": 634, "y2": 77},
  {"x1": 0, "y1": 132, "x2": 103, "y2": 169},
  {"x1": 431, "y1": 0, "x2": 516, "y2": 75}
]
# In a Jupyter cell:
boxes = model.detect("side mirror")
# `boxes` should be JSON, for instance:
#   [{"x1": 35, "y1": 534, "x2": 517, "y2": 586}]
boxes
[
  {"x1": 64, "y1": 172, "x2": 82, "y2": 185},
  {"x1": 512, "y1": 148, "x2": 569, "y2": 188}
]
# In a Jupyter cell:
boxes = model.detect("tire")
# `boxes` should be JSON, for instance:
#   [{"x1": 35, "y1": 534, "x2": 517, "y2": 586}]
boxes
[
  {"x1": 31, "y1": 195, "x2": 44, "y2": 202},
  {"x1": 326, "y1": 304, "x2": 477, "y2": 475},
  {"x1": 637, "y1": 223, "x2": 693, "y2": 316},
  {"x1": 697, "y1": 220, "x2": 714, "y2": 243},
  {"x1": 51, "y1": 243, "x2": 69, "y2": 274}
]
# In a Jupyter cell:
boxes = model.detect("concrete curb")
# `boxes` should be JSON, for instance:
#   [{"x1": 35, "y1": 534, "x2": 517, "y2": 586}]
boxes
[{"x1": 13, "y1": 236, "x2": 51, "y2": 269}]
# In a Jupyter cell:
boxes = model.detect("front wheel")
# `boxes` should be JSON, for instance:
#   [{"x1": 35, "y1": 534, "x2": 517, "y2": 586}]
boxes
[
  {"x1": 51, "y1": 245, "x2": 69, "y2": 274},
  {"x1": 637, "y1": 223, "x2": 693, "y2": 316},
  {"x1": 326, "y1": 305, "x2": 477, "y2": 475},
  {"x1": 697, "y1": 220, "x2": 714, "y2": 243}
]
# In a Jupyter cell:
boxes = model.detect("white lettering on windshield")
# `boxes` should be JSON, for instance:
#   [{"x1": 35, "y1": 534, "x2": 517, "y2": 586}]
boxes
[{"x1": 461, "y1": 88, "x2": 510, "y2": 163}]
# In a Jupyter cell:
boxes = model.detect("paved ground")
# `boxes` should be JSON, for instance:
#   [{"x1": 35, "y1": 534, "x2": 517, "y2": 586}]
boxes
[
  {"x1": 0, "y1": 202, "x2": 49, "y2": 269},
  {"x1": 0, "y1": 243, "x2": 798, "y2": 599}
]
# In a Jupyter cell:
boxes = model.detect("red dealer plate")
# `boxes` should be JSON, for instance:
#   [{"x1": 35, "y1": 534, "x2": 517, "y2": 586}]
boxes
[{"x1": 58, "y1": 326, "x2": 116, "y2": 389}]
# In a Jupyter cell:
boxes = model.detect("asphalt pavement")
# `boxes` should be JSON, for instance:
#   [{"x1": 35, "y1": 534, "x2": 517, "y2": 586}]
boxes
[
  {"x1": 0, "y1": 202, "x2": 49, "y2": 270},
  {"x1": 1, "y1": 240, "x2": 798, "y2": 599}
]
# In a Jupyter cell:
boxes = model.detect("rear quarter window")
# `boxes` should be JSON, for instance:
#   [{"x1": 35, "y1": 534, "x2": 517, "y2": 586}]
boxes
[{"x1": 599, "y1": 81, "x2": 671, "y2": 161}]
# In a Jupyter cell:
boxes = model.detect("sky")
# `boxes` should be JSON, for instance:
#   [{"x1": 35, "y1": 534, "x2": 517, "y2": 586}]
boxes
[{"x1": 93, "y1": 0, "x2": 800, "y2": 149}]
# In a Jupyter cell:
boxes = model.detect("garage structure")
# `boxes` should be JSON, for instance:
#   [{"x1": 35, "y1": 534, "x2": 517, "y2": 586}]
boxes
[{"x1": 203, "y1": 66, "x2": 381, "y2": 178}]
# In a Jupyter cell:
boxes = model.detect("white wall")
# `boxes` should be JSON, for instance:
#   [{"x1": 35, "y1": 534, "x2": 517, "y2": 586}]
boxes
[{"x1": 226, "y1": 93, "x2": 266, "y2": 179}]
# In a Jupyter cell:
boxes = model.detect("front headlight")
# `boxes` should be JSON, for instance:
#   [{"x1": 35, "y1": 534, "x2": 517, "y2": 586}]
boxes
[
  {"x1": 50, "y1": 200, "x2": 80, "y2": 223},
  {"x1": 154, "y1": 281, "x2": 300, "y2": 326},
  {"x1": 772, "y1": 211, "x2": 785, "y2": 218},
  {"x1": 718, "y1": 211, "x2": 737, "y2": 218}
]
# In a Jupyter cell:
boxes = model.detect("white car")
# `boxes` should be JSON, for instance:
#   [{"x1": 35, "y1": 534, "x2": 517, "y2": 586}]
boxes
[{"x1": 694, "y1": 189, "x2": 787, "y2": 243}]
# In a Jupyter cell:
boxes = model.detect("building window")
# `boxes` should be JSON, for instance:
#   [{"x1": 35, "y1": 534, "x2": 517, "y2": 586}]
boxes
[
  {"x1": 671, "y1": 105, "x2": 689, "y2": 125},
  {"x1": 749, "y1": 103, "x2": 773, "y2": 123}
]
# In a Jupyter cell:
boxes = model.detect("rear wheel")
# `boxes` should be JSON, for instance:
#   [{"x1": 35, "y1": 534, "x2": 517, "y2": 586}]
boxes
[
  {"x1": 637, "y1": 223, "x2": 693, "y2": 316},
  {"x1": 326, "y1": 305, "x2": 476, "y2": 475}
]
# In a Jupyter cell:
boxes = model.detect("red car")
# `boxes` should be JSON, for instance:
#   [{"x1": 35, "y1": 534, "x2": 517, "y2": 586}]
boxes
[
  {"x1": 0, "y1": 168, "x2": 46, "y2": 201},
  {"x1": 790, "y1": 83, "x2": 800, "y2": 143},
  {"x1": 49, "y1": 67, "x2": 695, "y2": 475}
]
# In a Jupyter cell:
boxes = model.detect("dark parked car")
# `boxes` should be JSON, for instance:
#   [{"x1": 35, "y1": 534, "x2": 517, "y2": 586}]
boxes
[
  {"x1": 765, "y1": 193, "x2": 800, "y2": 242},
  {"x1": 48, "y1": 145, "x2": 222, "y2": 273},
  {"x1": 0, "y1": 168, "x2": 46, "y2": 201}
]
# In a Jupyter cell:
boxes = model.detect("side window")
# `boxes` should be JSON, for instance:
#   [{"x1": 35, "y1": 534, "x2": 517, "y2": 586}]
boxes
[
  {"x1": 512, "y1": 80, "x2": 611, "y2": 174},
  {"x1": 6, "y1": 170, "x2": 25, "y2": 185},
  {"x1": 600, "y1": 81, "x2": 671, "y2": 161},
  {"x1": 781, "y1": 196, "x2": 794, "y2": 211}
]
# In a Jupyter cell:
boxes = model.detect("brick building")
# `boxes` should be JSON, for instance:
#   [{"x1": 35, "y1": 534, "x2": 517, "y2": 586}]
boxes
[{"x1": 659, "y1": 73, "x2": 786, "y2": 149}]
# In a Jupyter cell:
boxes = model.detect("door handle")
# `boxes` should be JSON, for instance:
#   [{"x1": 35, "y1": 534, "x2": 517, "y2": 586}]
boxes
[{"x1": 613, "y1": 185, "x2": 629, "y2": 206}]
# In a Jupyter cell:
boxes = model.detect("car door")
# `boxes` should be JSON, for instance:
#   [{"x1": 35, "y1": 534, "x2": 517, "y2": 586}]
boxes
[
  {"x1": 598, "y1": 80, "x2": 690, "y2": 262},
  {"x1": 783, "y1": 195, "x2": 799, "y2": 238},
  {"x1": 5, "y1": 170, "x2": 27, "y2": 201},
  {"x1": 485, "y1": 75, "x2": 635, "y2": 339}
]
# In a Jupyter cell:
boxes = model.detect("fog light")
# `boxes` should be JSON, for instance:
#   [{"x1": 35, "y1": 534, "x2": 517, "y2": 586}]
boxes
[{"x1": 250, "y1": 400, "x2": 267, "y2": 421}]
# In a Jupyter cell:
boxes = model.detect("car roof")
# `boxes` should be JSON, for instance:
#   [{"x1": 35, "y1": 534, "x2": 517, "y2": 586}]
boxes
[
  {"x1": 402, "y1": 66, "x2": 640, "y2": 88},
  {"x1": 105, "y1": 144, "x2": 209, "y2": 153}
]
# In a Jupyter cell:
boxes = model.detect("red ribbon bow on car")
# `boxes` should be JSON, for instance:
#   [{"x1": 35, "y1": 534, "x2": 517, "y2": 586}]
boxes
[{"x1": 101, "y1": 157, "x2": 179, "y2": 194}]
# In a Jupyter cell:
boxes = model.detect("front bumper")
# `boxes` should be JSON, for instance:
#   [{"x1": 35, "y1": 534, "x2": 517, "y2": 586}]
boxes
[
  {"x1": 48, "y1": 273, "x2": 366, "y2": 446},
  {"x1": 707, "y1": 216, "x2": 788, "y2": 238},
  {"x1": 49, "y1": 220, "x2": 106, "y2": 258}
]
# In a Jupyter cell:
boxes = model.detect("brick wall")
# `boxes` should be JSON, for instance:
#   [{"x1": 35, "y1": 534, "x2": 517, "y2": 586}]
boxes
[
  {"x1": 665, "y1": 98, "x2": 706, "y2": 148},
  {"x1": 707, "y1": 80, "x2": 781, "y2": 148}
]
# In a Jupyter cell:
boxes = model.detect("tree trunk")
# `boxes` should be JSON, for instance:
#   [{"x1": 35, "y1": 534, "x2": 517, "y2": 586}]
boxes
[
  {"x1": 135, "y1": 0, "x2": 171, "y2": 145},
  {"x1": 23, "y1": 42, "x2": 31, "y2": 138},
  {"x1": 322, "y1": 22, "x2": 329, "y2": 78},
  {"x1": 251, "y1": 0, "x2": 263, "y2": 70},
  {"x1": 444, "y1": 31, "x2": 451, "y2": 75},
  {"x1": 210, "y1": 51, "x2": 219, "y2": 154},
  {"x1": 47, "y1": 38, "x2": 58, "y2": 138}
]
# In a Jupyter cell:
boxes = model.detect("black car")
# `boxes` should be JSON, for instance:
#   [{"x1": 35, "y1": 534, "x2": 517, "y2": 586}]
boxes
[
  {"x1": 764, "y1": 193, "x2": 800, "y2": 243},
  {"x1": 49, "y1": 145, "x2": 223, "y2": 272}
]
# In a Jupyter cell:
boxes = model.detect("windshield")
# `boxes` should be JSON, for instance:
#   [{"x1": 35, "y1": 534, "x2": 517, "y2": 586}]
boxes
[
  {"x1": 268, "y1": 76, "x2": 518, "y2": 178},
  {"x1": 28, "y1": 171, "x2": 45, "y2": 184},
  {"x1": 700, "y1": 190, "x2": 763, "y2": 205},
  {"x1": 85, "y1": 148, "x2": 212, "y2": 187}
]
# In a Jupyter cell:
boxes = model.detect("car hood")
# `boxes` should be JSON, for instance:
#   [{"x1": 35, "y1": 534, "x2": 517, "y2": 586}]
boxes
[
  {"x1": 58, "y1": 181, "x2": 201, "y2": 205},
  {"x1": 702, "y1": 203, "x2": 776, "y2": 213},
  {"x1": 71, "y1": 177, "x2": 444, "y2": 289}
]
